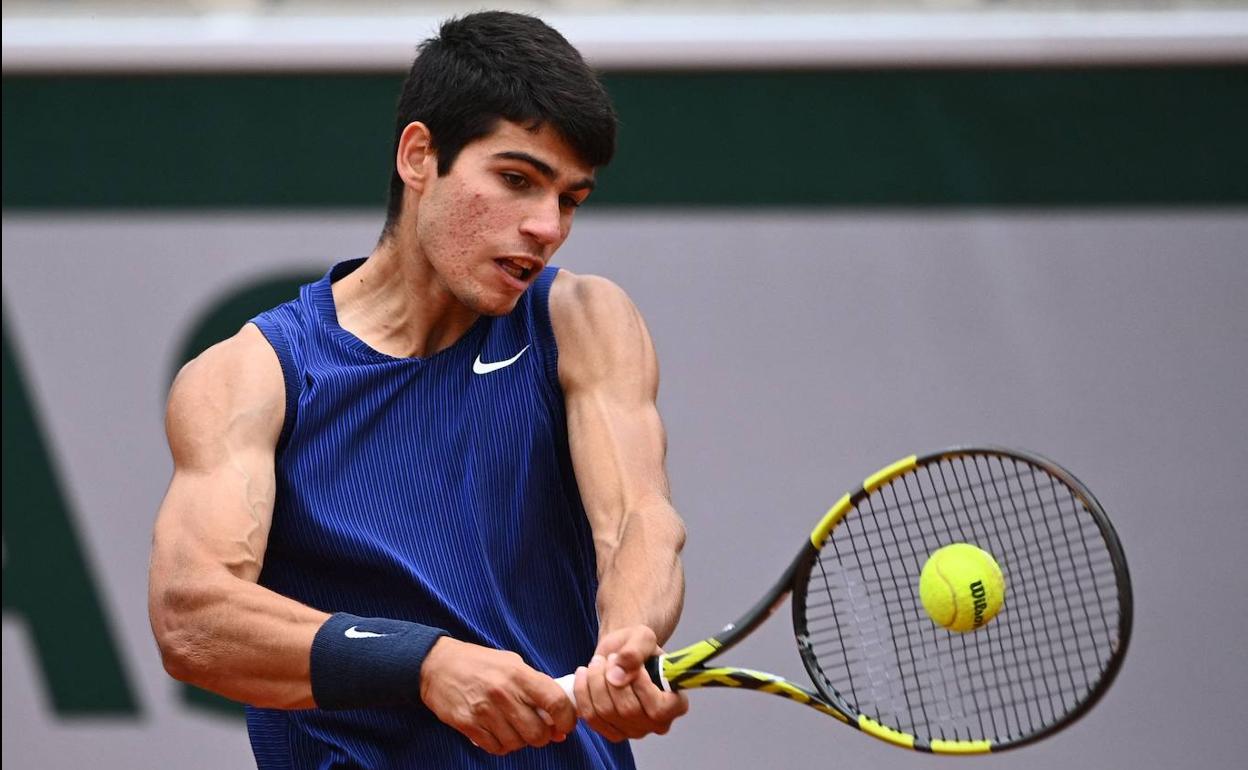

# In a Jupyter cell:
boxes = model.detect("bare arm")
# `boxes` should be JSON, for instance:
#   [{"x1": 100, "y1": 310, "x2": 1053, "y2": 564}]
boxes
[
  {"x1": 148, "y1": 323, "x2": 328, "y2": 709},
  {"x1": 552, "y1": 272, "x2": 685, "y2": 641},
  {"x1": 148, "y1": 324, "x2": 576, "y2": 753},
  {"x1": 550, "y1": 271, "x2": 688, "y2": 739}
]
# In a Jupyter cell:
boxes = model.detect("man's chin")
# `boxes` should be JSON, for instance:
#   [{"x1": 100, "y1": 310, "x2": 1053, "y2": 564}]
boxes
[{"x1": 466, "y1": 291, "x2": 524, "y2": 318}]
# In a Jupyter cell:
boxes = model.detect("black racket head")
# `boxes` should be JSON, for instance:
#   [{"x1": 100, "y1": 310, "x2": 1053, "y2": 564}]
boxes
[{"x1": 792, "y1": 446, "x2": 1132, "y2": 753}]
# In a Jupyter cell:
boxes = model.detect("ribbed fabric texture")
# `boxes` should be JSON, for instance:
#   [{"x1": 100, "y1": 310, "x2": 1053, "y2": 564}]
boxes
[{"x1": 245, "y1": 259, "x2": 633, "y2": 770}]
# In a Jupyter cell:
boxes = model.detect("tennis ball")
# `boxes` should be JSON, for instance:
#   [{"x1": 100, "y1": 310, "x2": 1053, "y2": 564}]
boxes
[{"x1": 919, "y1": 543, "x2": 1005, "y2": 633}]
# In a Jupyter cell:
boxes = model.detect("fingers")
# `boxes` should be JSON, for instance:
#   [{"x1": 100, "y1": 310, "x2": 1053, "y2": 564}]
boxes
[
  {"x1": 576, "y1": 657, "x2": 627, "y2": 742},
  {"x1": 530, "y1": 672, "x2": 578, "y2": 737},
  {"x1": 466, "y1": 689, "x2": 565, "y2": 755},
  {"x1": 576, "y1": 652, "x2": 686, "y2": 741},
  {"x1": 475, "y1": 720, "x2": 523, "y2": 756},
  {"x1": 602, "y1": 659, "x2": 647, "y2": 738},
  {"x1": 578, "y1": 624, "x2": 690, "y2": 741},
  {"x1": 636, "y1": 687, "x2": 688, "y2": 736},
  {"x1": 460, "y1": 724, "x2": 501, "y2": 755},
  {"x1": 619, "y1": 670, "x2": 687, "y2": 738},
  {"x1": 421, "y1": 640, "x2": 573, "y2": 756},
  {"x1": 613, "y1": 667, "x2": 686, "y2": 738},
  {"x1": 583, "y1": 658, "x2": 631, "y2": 741},
  {"x1": 498, "y1": 670, "x2": 573, "y2": 751},
  {"x1": 595, "y1": 627, "x2": 657, "y2": 687}
]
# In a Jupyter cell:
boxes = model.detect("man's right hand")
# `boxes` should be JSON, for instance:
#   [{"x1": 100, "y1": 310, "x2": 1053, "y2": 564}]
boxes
[{"x1": 419, "y1": 637, "x2": 577, "y2": 755}]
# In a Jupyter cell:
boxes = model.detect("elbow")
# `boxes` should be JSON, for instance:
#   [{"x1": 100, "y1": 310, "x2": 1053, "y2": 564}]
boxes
[
  {"x1": 154, "y1": 628, "x2": 197, "y2": 684},
  {"x1": 157, "y1": 637, "x2": 195, "y2": 684},
  {"x1": 148, "y1": 582, "x2": 213, "y2": 685}
]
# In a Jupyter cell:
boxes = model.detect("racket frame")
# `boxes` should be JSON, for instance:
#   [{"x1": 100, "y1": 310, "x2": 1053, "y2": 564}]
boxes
[{"x1": 653, "y1": 446, "x2": 1133, "y2": 754}]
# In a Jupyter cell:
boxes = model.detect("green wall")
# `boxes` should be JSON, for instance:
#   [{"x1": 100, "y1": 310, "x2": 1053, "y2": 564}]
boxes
[{"x1": 5, "y1": 67, "x2": 1247, "y2": 209}]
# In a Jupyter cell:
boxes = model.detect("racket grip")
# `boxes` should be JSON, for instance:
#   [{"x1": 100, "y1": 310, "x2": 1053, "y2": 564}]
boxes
[
  {"x1": 554, "y1": 673, "x2": 577, "y2": 704},
  {"x1": 554, "y1": 657, "x2": 667, "y2": 707}
]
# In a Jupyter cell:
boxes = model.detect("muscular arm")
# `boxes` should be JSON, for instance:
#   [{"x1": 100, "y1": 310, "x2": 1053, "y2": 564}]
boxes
[
  {"x1": 149, "y1": 325, "x2": 575, "y2": 753},
  {"x1": 148, "y1": 324, "x2": 327, "y2": 709},
  {"x1": 551, "y1": 271, "x2": 689, "y2": 740},
  {"x1": 552, "y1": 272, "x2": 686, "y2": 641}
]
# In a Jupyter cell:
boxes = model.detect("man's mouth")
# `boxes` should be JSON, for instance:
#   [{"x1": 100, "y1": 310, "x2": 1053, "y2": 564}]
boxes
[{"x1": 495, "y1": 257, "x2": 538, "y2": 282}]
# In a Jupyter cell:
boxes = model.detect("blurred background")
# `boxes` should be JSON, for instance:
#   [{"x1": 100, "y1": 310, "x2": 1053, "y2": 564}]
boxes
[{"x1": 4, "y1": 1, "x2": 1247, "y2": 768}]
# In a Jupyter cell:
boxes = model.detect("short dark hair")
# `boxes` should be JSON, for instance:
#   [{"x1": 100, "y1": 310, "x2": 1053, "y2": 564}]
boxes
[{"x1": 382, "y1": 11, "x2": 618, "y2": 236}]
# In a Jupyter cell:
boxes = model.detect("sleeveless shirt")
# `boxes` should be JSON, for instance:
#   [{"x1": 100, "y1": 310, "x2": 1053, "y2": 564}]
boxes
[{"x1": 244, "y1": 258, "x2": 634, "y2": 770}]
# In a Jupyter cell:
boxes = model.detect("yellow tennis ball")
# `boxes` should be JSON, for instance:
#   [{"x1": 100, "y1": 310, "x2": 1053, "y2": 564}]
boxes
[{"x1": 919, "y1": 543, "x2": 1005, "y2": 633}]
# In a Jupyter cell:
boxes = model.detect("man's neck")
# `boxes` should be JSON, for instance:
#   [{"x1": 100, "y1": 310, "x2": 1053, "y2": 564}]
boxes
[{"x1": 331, "y1": 239, "x2": 480, "y2": 359}]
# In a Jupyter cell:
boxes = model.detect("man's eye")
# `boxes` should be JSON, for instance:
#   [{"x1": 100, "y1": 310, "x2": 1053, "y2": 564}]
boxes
[
  {"x1": 560, "y1": 195, "x2": 582, "y2": 210},
  {"x1": 501, "y1": 173, "x2": 528, "y2": 188}
]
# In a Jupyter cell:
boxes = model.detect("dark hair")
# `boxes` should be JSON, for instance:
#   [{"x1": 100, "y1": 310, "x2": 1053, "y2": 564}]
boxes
[{"x1": 381, "y1": 11, "x2": 617, "y2": 236}]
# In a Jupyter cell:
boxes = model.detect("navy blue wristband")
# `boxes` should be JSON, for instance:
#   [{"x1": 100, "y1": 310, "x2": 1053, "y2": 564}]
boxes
[{"x1": 310, "y1": 612, "x2": 448, "y2": 710}]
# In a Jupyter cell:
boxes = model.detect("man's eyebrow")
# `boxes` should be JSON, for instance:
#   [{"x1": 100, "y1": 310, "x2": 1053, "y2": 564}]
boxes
[{"x1": 492, "y1": 151, "x2": 595, "y2": 192}]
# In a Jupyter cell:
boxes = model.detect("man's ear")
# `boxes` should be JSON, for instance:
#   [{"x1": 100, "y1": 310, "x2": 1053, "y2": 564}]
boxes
[{"x1": 396, "y1": 122, "x2": 436, "y2": 194}]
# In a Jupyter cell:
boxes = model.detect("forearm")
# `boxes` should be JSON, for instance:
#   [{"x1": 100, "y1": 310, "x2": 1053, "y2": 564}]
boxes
[
  {"x1": 594, "y1": 498, "x2": 686, "y2": 645},
  {"x1": 150, "y1": 568, "x2": 328, "y2": 709}
]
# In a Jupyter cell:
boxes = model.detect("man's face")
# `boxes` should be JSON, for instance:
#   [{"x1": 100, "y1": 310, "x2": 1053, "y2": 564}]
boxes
[{"x1": 414, "y1": 120, "x2": 595, "y2": 315}]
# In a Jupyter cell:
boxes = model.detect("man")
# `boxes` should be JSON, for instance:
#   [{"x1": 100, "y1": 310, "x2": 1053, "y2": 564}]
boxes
[{"x1": 148, "y1": 11, "x2": 688, "y2": 769}]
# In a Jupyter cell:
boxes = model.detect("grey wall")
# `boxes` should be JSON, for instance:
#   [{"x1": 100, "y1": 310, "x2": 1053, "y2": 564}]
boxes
[{"x1": 3, "y1": 208, "x2": 1246, "y2": 768}]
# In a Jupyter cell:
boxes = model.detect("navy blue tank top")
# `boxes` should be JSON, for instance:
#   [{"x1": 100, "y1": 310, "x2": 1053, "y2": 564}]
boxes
[{"x1": 245, "y1": 258, "x2": 634, "y2": 770}]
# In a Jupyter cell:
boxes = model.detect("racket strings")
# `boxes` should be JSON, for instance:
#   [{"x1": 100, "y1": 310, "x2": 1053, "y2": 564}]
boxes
[{"x1": 800, "y1": 453, "x2": 1124, "y2": 745}]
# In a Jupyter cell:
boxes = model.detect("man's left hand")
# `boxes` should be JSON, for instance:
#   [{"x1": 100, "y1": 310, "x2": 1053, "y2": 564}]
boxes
[{"x1": 572, "y1": 626, "x2": 689, "y2": 741}]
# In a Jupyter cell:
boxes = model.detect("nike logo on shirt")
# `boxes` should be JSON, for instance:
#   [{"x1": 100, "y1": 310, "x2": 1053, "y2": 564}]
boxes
[{"x1": 473, "y1": 345, "x2": 530, "y2": 374}]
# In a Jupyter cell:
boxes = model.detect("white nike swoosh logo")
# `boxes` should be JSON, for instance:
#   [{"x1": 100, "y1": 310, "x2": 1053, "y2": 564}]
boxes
[
  {"x1": 473, "y1": 345, "x2": 530, "y2": 374},
  {"x1": 344, "y1": 626, "x2": 391, "y2": 639}
]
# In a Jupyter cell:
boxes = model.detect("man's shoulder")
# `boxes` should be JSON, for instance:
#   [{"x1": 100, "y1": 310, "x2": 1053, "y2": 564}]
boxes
[
  {"x1": 548, "y1": 269, "x2": 637, "y2": 329},
  {"x1": 548, "y1": 270, "x2": 654, "y2": 391},
  {"x1": 176, "y1": 324, "x2": 282, "y2": 386},
  {"x1": 166, "y1": 325, "x2": 286, "y2": 450}
]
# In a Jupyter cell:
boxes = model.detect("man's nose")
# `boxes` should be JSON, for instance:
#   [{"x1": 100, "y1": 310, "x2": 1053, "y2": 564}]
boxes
[{"x1": 519, "y1": 198, "x2": 563, "y2": 246}]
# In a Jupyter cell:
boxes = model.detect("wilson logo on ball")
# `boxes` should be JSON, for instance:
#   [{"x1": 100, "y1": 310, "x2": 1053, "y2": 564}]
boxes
[{"x1": 970, "y1": 580, "x2": 988, "y2": 627}]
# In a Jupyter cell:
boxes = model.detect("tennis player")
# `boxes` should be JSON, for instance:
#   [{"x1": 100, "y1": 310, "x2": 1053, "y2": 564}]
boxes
[{"x1": 148, "y1": 11, "x2": 688, "y2": 768}]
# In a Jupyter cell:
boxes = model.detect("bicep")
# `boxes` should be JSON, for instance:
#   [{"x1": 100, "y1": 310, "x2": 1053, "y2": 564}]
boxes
[{"x1": 151, "y1": 326, "x2": 285, "y2": 589}]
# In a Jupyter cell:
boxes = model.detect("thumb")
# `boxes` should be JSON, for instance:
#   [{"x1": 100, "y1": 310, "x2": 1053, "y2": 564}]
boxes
[
  {"x1": 605, "y1": 653, "x2": 634, "y2": 687},
  {"x1": 599, "y1": 623, "x2": 658, "y2": 683}
]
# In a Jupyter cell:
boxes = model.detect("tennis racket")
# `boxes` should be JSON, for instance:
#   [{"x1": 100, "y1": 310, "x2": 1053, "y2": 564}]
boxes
[{"x1": 555, "y1": 446, "x2": 1132, "y2": 753}]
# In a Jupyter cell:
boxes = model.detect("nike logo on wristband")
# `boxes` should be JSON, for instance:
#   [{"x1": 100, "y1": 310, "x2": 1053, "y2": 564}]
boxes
[{"x1": 344, "y1": 626, "x2": 392, "y2": 639}]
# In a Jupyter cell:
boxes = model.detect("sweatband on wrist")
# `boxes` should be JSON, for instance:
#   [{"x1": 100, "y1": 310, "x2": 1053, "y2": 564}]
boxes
[{"x1": 310, "y1": 612, "x2": 448, "y2": 710}]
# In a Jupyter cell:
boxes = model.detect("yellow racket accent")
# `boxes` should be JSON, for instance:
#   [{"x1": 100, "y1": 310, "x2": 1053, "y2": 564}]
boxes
[
  {"x1": 810, "y1": 455, "x2": 917, "y2": 547},
  {"x1": 756, "y1": 677, "x2": 850, "y2": 723},
  {"x1": 858, "y1": 715, "x2": 917, "y2": 749},
  {"x1": 810, "y1": 493, "x2": 852, "y2": 547},
  {"x1": 680, "y1": 668, "x2": 748, "y2": 688},
  {"x1": 930, "y1": 738, "x2": 993, "y2": 755},
  {"x1": 661, "y1": 639, "x2": 722, "y2": 680},
  {"x1": 674, "y1": 666, "x2": 853, "y2": 723},
  {"x1": 863, "y1": 454, "x2": 917, "y2": 492}
]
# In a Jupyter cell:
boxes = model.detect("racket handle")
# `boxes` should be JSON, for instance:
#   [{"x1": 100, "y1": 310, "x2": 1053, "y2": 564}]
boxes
[
  {"x1": 554, "y1": 673, "x2": 577, "y2": 704},
  {"x1": 553, "y1": 657, "x2": 667, "y2": 707}
]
